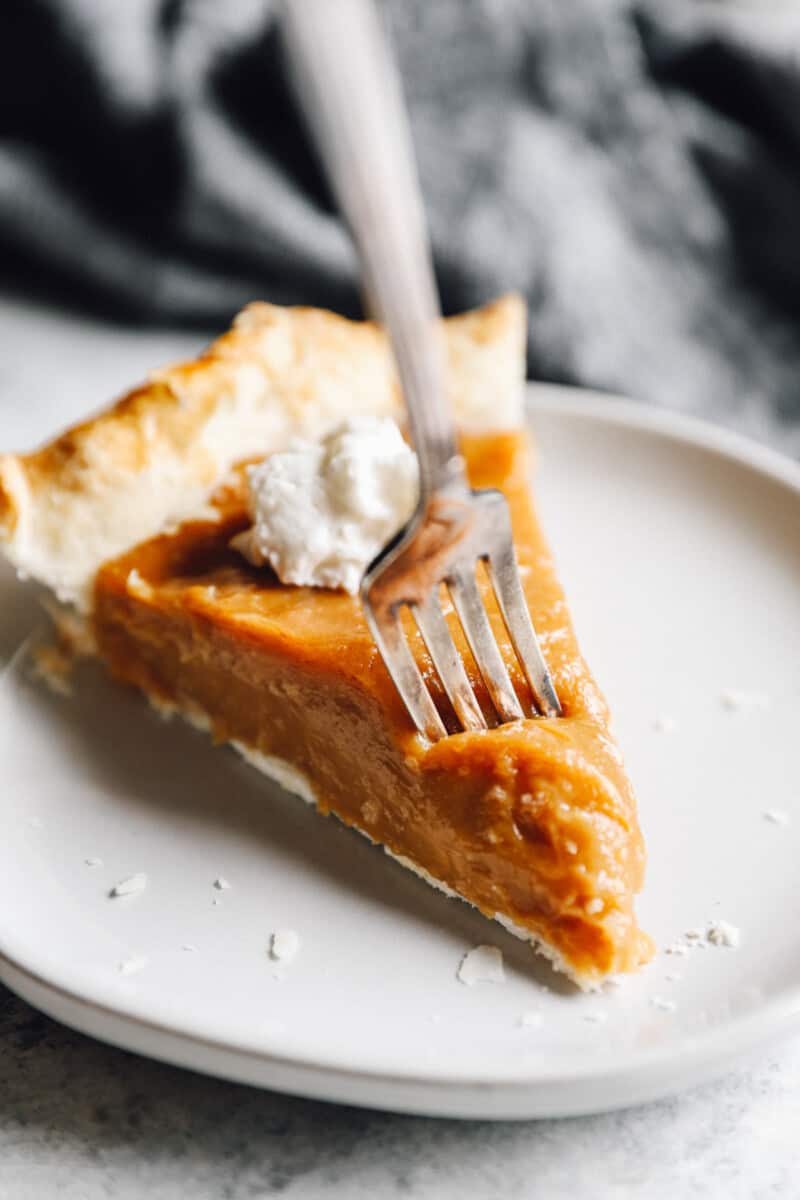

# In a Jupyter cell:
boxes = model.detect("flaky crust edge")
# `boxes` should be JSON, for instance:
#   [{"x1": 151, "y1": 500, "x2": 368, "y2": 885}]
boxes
[{"x1": 0, "y1": 295, "x2": 526, "y2": 608}]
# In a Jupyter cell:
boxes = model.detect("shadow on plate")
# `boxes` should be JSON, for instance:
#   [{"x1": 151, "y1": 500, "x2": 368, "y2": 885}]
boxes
[{"x1": 4, "y1": 607, "x2": 576, "y2": 997}]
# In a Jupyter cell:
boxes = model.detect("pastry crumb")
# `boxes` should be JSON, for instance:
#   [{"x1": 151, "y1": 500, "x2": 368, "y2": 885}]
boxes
[
  {"x1": 118, "y1": 954, "x2": 148, "y2": 976},
  {"x1": 213, "y1": 877, "x2": 231, "y2": 891},
  {"x1": 109, "y1": 872, "x2": 148, "y2": 898},
  {"x1": 719, "y1": 689, "x2": 770, "y2": 712},
  {"x1": 651, "y1": 996, "x2": 676, "y2": 1013},
  {"x1": 457, "y1": 944, "x2": 505, "y2": 986},
  {"x1": 30, "y1": 641, "x2": 74, "y2": 696},
  {"x1": 707, "y1": 920, "x2": 740, "y2": 948},
  {"x1": 270, "y1": 929, "x2": 300, "y2": 963},
  {"x1": 84, "y1": 857, "x2": 103, "y2": 868},
  {"x1": 763, "y1": 809, "x2": 790, "y2": 827}
]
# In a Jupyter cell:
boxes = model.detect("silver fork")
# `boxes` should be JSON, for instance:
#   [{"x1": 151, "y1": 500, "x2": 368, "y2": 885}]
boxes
[{"x1": 283, "y1": 0, "x2": 561, "y2": 740}]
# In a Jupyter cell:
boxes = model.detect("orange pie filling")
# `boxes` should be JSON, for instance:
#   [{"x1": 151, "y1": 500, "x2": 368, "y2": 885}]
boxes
[{"x1": 93, "y1": 430, "x2": 653, "y2": 988}]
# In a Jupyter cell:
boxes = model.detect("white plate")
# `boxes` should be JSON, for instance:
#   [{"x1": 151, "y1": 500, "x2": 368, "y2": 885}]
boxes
[{"x1": 1, "y1": 388, "x2": 799, "y2": 1120}]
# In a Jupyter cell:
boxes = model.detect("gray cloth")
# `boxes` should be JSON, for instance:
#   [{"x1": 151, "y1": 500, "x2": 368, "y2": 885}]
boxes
[{"x1": 1, "y1": 0, "x2": 799, "y2": 451}]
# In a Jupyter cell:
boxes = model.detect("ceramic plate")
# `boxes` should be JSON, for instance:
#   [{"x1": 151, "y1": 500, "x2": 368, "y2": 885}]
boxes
[{"x1": 1, "y1": 388, "x2": 799, "y2": 1120}]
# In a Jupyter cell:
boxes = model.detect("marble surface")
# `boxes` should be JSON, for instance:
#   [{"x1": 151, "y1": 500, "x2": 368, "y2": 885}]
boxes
[{"x1": 1, "y1": 294, "x2": 799, "y2": 1199}]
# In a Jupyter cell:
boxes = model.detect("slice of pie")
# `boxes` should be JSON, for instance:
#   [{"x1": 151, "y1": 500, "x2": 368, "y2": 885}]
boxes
[{"x1": 0, "y1": 295, "x2": 651, "y2": 989}]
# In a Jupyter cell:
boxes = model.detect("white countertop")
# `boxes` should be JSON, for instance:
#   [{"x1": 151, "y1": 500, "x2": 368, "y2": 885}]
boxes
[{"x1": 1, "y1": 293, "x2": 798, "y2": 1199}]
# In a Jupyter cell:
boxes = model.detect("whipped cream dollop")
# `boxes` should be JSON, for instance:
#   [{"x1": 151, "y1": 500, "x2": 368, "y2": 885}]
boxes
[{"x1": 232, "y1": 417, "x2": 419, "y2": 594}]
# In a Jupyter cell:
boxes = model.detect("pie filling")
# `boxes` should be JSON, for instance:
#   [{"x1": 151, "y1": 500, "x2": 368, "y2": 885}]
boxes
[{"x1": 92, "y1": 430, "x2": 652, "y2": 989}]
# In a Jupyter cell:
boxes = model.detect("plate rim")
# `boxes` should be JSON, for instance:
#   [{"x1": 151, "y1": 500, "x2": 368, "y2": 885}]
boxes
[{"x1": 1, "y1": 386, "x2": 799, "y2": 1118}]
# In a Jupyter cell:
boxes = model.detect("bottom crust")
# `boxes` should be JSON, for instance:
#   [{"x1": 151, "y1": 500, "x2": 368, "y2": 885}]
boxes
[{"x1": 148, "y1": 691, "x2": 603, "y2": 992}]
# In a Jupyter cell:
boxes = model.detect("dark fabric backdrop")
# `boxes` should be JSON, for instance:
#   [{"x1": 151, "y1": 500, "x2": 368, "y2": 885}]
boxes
[{"x1": 1, "y1": 0, "x2": 799, "y2": 451}]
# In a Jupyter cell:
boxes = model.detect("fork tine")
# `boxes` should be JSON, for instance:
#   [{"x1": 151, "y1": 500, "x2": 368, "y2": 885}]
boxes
[
  {"x1": 413, "y1": 595, "x2": 487, "y2": 733},
  {"x1": 364, "y1": 605, "x2": 447, "y2": 741},
  {"x1": 448, "y1": 569, "x2": 525, "y2": 724},
  {"x1": 486, "y1": 547, "x2": 562, "y2": 719}
]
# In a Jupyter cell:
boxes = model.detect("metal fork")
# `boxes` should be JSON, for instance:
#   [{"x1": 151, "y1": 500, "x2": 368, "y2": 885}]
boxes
[{"x1": 283, "y1": 0, "x2": 561, "y2": 740}]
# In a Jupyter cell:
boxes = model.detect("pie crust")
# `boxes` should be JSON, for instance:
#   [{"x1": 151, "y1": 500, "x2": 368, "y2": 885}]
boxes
[{"x1": 0, "y1": 296, "x2": 524, "y2": 609}]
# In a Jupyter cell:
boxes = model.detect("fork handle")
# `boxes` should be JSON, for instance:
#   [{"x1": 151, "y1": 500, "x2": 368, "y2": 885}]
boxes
[{"x1": 282, "y1": 0, "x2": 465, "y2": 498}]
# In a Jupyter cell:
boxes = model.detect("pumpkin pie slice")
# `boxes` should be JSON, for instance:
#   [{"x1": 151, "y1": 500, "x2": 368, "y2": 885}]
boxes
[{"x1": 0, "y1": 295, "x2": 651, "y2": 989}]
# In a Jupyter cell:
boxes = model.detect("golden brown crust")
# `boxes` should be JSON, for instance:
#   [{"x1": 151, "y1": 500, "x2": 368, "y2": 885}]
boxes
[{"x1": 0, "y1": 295, "x2": 526, "y2": 608}]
